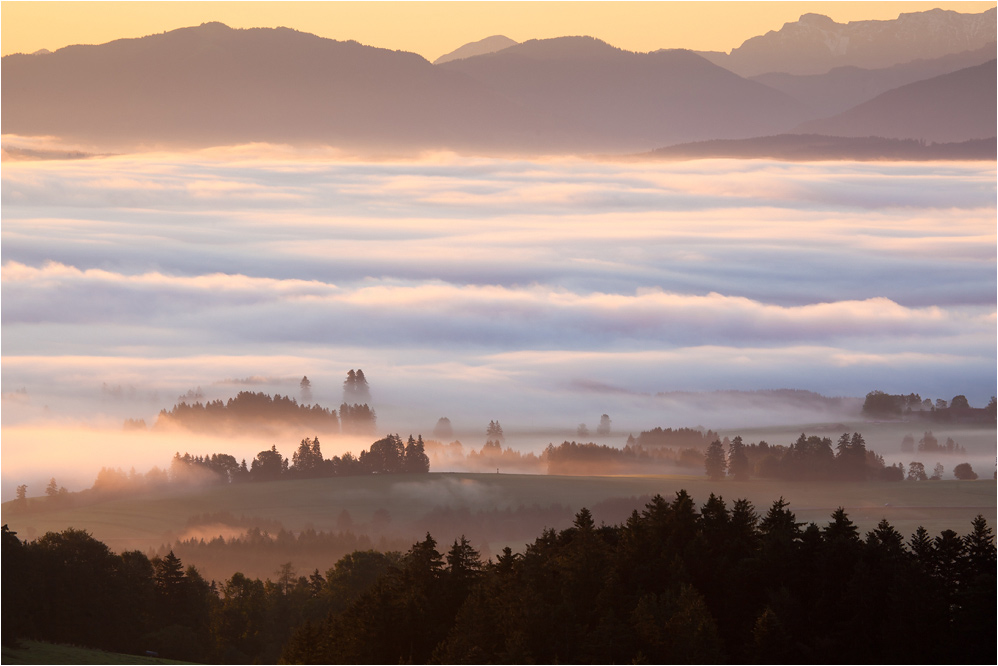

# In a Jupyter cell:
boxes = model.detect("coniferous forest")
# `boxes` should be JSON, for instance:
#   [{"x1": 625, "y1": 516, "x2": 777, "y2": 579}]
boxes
[{"x1": 3, "y1": 491, "x2": 994, "y2": 664}]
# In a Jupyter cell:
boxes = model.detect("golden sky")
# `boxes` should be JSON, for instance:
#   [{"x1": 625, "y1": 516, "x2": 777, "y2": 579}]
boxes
[{"x1": 2, "y1": 1, "x2": 995, "y2": 60}]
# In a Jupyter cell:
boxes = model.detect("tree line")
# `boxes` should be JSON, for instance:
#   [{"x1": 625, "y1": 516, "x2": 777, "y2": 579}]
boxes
[
  {"x1": 4, "y1": 491, "x2": 993, "y2": 663},
  {"x1": 862, "y1": 390, "x2": 996, "y2": 422},
  {"x1": 10, "y1": 434, "x2": 431, "y2": 512},
  {"x1": 703, "y1": 432, "x2": 981, "y2": 483},
  {"x1": 165, "y1": 434, "x2": 431, "y2": 484},
  {"x1": 154, "y1": 391, "x2": 377, "y2": 436}
]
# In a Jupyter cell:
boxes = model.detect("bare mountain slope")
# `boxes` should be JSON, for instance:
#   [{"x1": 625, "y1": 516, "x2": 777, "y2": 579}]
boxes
[{"x1": 795, "y1": 60, "x2": 997, "y2": 143}]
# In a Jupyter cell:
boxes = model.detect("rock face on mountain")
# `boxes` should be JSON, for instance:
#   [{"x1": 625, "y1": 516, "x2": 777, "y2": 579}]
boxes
[
  {"x1": 433, "y1": 35, "x2": 518, "y2": 65},
  {"x1": 437, "y1": 37, "x2": 811, "y2": 151},
  {"x1": 2, "y1": 25, "x2": 809, "y2": 153},
  {"x1": 795, "y1": 60, "x2": 997, "y2": 143},
  {"x1": 751, "y1": 43, "x2": 997, "y2": 116},
  {"x1": 700, "y1": 7, "x2": 996, "y2": 77}
]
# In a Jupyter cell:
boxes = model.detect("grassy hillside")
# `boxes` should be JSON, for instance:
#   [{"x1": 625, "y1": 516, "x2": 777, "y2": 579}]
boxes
[{"x1": 1, "y1": 640, "x2": 192, "y2": 664}]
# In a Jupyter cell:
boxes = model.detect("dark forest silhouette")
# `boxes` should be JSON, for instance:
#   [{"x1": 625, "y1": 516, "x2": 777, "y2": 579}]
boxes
[{"x1": 4, "y1": 491, "x2": 994, "y2": 663}]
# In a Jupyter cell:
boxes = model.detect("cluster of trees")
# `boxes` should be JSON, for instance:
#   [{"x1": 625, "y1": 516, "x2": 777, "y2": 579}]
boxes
[
  {"x1": 705, "y1": 433, "x2": 894, "y2": 482},
  {"x1": 11, "y1": 435, "x2": 431, "y2": 513},
  {"x1": 576, "y1": 414, "x2": 612, "y2": 438},
  {"x1": 901, "y1": 431, "x2": 966, "y2": 455},
  {"x1": 704, "y1": 432, "x2": 985, "y2": 483},
  {"x1": 151, "y1": 370, "x2": 379, "y2": 436},
  {"x1": 4, "y1": 493, "x2": 994, "y2": 663},
  {"x1": 862, "y1": 390, "x2": 995, "y2": 422},
  {"x1": 904, "y1": 461, "x2": 980, "y2": 482},
  {"x1": 2, "y1": 525, "x2": 372, "y2": 663},
  {"x1": 172, "y1": 435, "x2": 431, "y2": 483},
  {"x1": 154, "y1": 391, "x2": 343, "y2": 433},
  {"x1": 342, "y1": 369, "x2": 370, "y2": 403},
  {"x1": 545, "y1": 441, "x2": 702, "y2": 475},
  {"x1": 626, "y1": 426, "x2": 719, "y2": 449}
]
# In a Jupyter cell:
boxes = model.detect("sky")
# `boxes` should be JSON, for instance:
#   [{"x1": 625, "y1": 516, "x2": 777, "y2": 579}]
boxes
[{"x1": 3, "y1": 1, "x2": 996, "y2": 60}]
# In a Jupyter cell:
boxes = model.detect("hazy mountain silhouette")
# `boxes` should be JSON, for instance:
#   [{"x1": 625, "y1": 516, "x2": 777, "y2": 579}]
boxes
[
  {"x1": 795, "y1": 60, "x2": 997, "y2": 143},
  {"x1": 1, "y1": 22, "x2": 557, "y2": 153},
  {"x1": 4, "y1": 21, "x2": 992, "y2": 154},
  {"x1": 2, "y1": 26, "x2": 810, "y2": 154},
  {"x1": 699, "y1": 8, "x2": 996, "y2": 77},
  {"x1": 644, "y1": 134, "x2": 997, "y2": 162},
  {"x1": 752, "y1": 43, "x2": 997, "y2": 117},
  {"x1": 434, "y1": 35, "x2": 517, "y2": 65},
  {"x1": 438, "y1": 37, "x2": 811, "y2": 151}
]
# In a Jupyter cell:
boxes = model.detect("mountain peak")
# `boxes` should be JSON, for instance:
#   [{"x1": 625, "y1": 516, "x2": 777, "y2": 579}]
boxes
[
  {"x1": 797, "y1": 13, "x2": 836, "y2": 27},
  {"x1": 434, "y1": 34, "x2": 517, "y2": 64}
]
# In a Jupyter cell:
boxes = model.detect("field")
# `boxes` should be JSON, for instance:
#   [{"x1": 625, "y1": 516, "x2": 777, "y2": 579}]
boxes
[
  {"x1": 1, "y1": 640, "x2": 191, "y2": 665},
  {"x1": 3, "y1": 471, "x2": 993, "y2": 581}
]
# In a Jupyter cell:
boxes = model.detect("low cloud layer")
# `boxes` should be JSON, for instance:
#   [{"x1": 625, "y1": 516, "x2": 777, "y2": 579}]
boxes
[{"x1": 2, "y1": 147, "x2": 995, "y2": 494}]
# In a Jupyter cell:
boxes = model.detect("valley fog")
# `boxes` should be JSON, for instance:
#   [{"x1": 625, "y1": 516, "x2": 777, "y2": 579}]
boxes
[{"x1": 2, "y1": 150, "x2": 994, "y2": 497}]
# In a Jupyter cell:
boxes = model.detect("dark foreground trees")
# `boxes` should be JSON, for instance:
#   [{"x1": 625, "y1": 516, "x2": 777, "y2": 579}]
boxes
[
  {"x1": 281, "y1": 493, "x2": 995, "y2": 665},
  {"x1": 4, "y1": 492, "x2": 995, "y2": 665}
]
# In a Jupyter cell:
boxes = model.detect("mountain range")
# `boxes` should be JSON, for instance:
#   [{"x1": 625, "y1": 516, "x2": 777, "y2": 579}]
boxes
[
  {"x1": 2, "y1": 8, "x2": 994, "y2": 157},
  {"x1": 697, "y1": 7, "x2": 996, "y2": 76}
]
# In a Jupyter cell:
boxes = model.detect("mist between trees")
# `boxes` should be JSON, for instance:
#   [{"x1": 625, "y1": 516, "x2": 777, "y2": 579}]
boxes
[
  {"x1": 3, "y1": 490, "x2": 994, "y2": 664},
  {"x1": 14, "y1": 421, "x2": 985, "y2": 516}
]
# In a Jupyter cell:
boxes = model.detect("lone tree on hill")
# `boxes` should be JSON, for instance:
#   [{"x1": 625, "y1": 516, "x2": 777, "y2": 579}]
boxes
[
  {"x1": 596, "y1": 414, "x2": 611, "y2": 436},
  {"x1": 953, "y1": 462, "x2": 978, "y2": 480},
  {"x1": 299, "y1": 376, "x2": 312, "y2": 403},
  {"x1": 907, "y1": 461, "x2": 928, "y2": 481}
]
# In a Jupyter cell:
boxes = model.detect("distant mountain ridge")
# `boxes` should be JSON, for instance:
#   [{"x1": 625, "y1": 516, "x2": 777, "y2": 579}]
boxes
[
  {"x1": 1, "y1": 22, "x2": 553, "y2": 152},
  {"x1": 433, "y1": 35, "x2": 517, "y2": 64},
  {"x1": 644, "y1": 134, "x2": 997, "y2": 162},
  {"x1": 1, "y1": 24, "x2": 811, "y2": 153},
  {"x1": 699, "y1": 7, "x2": 996, "y2": 76},
  {"x1": 436, "y1": 37, "x2": 811, "y2": 150},
  {"x1": 795, "y1": 60, "x2": 997, "y2": 143},
  {"x1": 2, "y1": 10, "x2": 994, "y2": 156},
  {"x1": 751, "y1": 43, "x2": 997, "y2": 116}
]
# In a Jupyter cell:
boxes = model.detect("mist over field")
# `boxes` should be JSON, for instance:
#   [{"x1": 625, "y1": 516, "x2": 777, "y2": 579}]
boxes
[{"x1": 2, "y1": 148, "x2": 994, "y2": 498}]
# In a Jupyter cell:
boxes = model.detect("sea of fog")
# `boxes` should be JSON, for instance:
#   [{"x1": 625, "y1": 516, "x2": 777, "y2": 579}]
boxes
[{"x1": 2, "y1": 147, "x2": 995, "y2": 497}]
